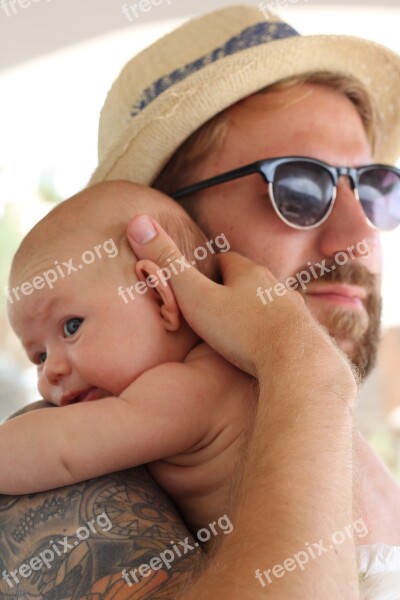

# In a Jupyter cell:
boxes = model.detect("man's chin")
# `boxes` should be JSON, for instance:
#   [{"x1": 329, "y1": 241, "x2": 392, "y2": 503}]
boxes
[{"x1": 297, "y1": 261, "x2": 381, "y2": 381}]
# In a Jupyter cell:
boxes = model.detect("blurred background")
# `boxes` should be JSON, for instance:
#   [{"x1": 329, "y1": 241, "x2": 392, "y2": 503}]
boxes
[{"x1": 0, "y1": 0, "x2": 399, "y2": 477}]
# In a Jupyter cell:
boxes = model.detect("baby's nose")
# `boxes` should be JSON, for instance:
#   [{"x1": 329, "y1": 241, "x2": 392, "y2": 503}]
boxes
[{"x1": 43, "y1": 354, "x2": 71, "y2": 384}]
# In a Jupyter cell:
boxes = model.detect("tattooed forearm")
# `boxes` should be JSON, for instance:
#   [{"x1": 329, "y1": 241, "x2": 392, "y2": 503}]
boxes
[{"x1": 0, "y1": 405, "x2": 203, "y2": 599}]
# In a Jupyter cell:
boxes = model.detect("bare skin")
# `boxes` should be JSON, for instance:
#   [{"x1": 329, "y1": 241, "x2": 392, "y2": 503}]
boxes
[{"x1": 1, "y1": 83, "x2": 398, "y2": 598}]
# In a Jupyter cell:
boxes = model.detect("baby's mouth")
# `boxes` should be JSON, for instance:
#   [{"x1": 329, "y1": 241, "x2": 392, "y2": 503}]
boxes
[{"x1": 61, "y1": 387, "x2": 108, "y2": 406}]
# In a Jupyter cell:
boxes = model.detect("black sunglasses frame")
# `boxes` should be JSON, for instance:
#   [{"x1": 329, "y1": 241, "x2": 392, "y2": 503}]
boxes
[{"x1": 171, "y1": 156, "x2": 400, "y2": 231}]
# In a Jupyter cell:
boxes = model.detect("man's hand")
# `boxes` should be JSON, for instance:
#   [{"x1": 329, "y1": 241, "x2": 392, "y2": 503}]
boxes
[
  {"x1": 5, "y1": 399, "x2": 54, "y2": 421},
  {"x1": 127, "y1": 214, "x2": 356, "y2": 394}
]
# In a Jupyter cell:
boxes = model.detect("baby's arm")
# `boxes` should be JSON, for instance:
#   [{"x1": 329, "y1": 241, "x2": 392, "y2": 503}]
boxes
[{"x1": 0, "y1": 362, "x2": 220, "y2": 494}]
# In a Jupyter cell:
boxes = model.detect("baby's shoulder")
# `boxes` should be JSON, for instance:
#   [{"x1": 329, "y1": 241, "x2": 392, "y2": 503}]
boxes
[
  {"x1": 184, "y1": 341, "x2": 234, "y2": 371},
  {"x1": 184, "y1": 342, "x2": 254, "y2": 401}
]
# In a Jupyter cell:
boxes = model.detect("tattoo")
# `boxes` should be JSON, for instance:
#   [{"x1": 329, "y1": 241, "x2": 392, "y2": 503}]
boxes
[{"x1": 0, "y1": 405, "x2": 203, "y2": 599}]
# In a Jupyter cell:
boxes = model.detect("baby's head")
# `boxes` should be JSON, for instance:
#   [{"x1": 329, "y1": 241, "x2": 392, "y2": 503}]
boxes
[{"x1": 7, "y1": 181, "x2": 222, "y2": 406}]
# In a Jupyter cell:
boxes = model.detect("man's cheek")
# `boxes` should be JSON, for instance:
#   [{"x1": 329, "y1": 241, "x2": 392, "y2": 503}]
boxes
[
  {"x1": 358, "y1": 235, "x2": 381, "y2": 277},
  {"x1": 373, "y1": 237, "x2": 382, "y2": 284}
]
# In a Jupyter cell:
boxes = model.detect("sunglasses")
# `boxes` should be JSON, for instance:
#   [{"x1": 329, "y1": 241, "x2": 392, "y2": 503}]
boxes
[{"x1": 171, "y1": 156, "x2": 400, "y2": 231}]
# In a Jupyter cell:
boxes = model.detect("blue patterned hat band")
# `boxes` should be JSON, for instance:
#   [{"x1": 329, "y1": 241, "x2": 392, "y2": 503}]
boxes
[{"x1": 130, "y1": 21, "x2": 299, "y2": 118}]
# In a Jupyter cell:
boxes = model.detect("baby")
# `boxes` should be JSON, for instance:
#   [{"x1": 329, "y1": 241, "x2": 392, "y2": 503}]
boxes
[{"x1": 3, "y1": 180, "x2": 256, "y2": 532}]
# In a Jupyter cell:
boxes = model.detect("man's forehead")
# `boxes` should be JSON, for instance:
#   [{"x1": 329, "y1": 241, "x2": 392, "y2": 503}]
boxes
[
  {"x1": 229, "y1": 83, "x2": 357, "y2": 121},
  {"x1": 237, "y1": 83, "x2": 315, "y2": 108},
  {"x1": 223, "y1": 83, "x2": 373, "y2": 164}
]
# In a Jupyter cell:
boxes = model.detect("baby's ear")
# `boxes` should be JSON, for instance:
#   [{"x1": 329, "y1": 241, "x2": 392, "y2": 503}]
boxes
[{"x1": 135, "y1": 259, "x2": 180, "y2": 332}]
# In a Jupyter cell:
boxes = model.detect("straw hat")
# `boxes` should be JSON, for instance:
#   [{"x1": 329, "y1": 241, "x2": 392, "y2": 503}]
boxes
[{"x1": 90, "y1": 5, "x2": 400, "y2": 186}]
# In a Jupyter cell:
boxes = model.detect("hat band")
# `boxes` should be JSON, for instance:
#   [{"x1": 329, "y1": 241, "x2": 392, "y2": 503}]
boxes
[{"x1": 130, "y1": 20, "x2": 299, "y2": 118}]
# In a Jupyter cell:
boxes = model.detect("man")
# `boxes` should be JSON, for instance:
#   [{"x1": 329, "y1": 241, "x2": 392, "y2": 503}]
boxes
[{"x1": 2, "y1": 5, "x2": 400, "y2": 598}]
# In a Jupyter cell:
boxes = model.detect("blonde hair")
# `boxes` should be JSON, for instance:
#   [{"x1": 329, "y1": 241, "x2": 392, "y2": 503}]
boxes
[{"x1": 153, "y1": 71, "x2": 378, "y2": 206}]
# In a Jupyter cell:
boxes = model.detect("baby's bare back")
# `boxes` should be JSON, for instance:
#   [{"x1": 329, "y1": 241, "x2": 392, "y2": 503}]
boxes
[{"x1": 148, "y1": 343, "x2": 256, "y2": 532}]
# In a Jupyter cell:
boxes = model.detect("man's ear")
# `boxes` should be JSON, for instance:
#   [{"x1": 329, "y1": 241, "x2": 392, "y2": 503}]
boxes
[{"x1": 135, "y1": 259, "x2": 180, "y2": 332}]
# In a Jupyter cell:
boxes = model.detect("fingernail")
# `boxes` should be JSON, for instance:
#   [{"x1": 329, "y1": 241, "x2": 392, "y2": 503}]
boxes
[{"x1": 129, "y1": 216, "x2": 157, "y2": 244}]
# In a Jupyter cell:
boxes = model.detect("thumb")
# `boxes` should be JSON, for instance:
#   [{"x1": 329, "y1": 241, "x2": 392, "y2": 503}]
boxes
[{"x1": 126, "y1": 214, "x2": 217, "y2": 319}]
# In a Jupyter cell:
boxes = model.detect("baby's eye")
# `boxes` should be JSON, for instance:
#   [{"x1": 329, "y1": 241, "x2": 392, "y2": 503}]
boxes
[
  {"x1": 36, "y1": 352, "x2": 47, "y2": 364},
  {"x1": 63, "y1": 317, "x2": 83, "y2": 338}
]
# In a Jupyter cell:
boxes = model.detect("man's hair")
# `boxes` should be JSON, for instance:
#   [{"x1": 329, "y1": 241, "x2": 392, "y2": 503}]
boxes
[{"x1": 153, "y1": 71, "x2": 379, "y2": 217}]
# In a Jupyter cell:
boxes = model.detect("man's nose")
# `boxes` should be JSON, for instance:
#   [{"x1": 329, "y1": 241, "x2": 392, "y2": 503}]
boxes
[{"x1": 318, "y1": 177, "x2": 379, "y2": 258}]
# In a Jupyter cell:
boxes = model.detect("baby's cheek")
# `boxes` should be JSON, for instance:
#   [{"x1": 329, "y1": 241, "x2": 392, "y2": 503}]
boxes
[{"x1": 37, "y1": 373, "x2": 49, "y2": 402}]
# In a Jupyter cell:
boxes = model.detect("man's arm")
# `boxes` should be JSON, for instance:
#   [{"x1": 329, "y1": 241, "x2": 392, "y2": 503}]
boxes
[
  {"x1": 4, "y1": 399, "x2": 54, "y2": 419},
  {"x1": 1, "y1": 407, "x2": 203, "y2": 600}
]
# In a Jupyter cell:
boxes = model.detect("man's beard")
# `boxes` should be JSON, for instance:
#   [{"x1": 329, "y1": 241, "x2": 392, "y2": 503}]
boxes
[{"x1": 299, "y1": 261, "x2": 382, "y2": 381}]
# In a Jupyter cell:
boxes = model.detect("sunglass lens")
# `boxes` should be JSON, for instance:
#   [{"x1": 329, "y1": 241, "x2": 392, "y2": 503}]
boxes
[
  {"x1": 272, "y1": 161, "x2": 333, "y2": 227},
  {"x1": 358, "y1": 168, "x2": 400, "y2": 231}
]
